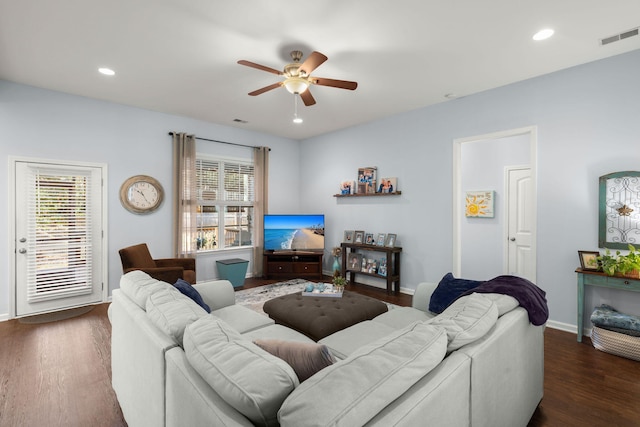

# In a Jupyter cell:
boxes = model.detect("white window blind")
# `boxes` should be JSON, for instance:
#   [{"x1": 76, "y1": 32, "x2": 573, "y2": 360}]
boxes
[
  {"x1": 196, "y1": 159, "x2": 219, "y2": 202},
  {"x1": 224, "y1": 162, "x2": 254, "y2": 203},
  {"x1": 26, "y1": 168, "x2": 93, "y2": 301}
]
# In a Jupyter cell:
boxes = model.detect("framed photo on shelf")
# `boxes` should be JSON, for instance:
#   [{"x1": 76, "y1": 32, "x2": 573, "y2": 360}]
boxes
[
  {"x1": 357, "y1": 167, "x2": 377, "y2": 194},
  {"x1": 378, "y1": 258, "x2": 387, "y2": 276},
  {"x1": 377, "y1": 177, "x2": 397, "y2": 194},
  {"x1": 385, "y1": 233, "x2": 397, "y2": 248},
  {"x1": 343, "y1": 230, "x2": 354, "y2": 243},
  {"x1": 376, "y1": 233, "x2": 386, "y2": 246},
  {"x1": 578, "y1": 250, "x2": 600, "y2": 271},
  {"x1": 354, "y1": 230, "x2": 365, "y2": 244},
  {"x1": 347, "y1": 253, "x2": 363, "y2": 271},
  {"x1": 365, "y1": 233, "x2": 374, "y2": 245}
]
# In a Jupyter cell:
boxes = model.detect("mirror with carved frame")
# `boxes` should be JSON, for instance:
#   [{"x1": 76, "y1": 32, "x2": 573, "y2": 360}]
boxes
[{"x1": 599, "y1": 171, "x2": 640, "y2": 249}]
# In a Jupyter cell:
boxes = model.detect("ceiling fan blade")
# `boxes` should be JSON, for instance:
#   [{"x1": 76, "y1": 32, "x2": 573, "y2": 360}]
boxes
[
  {"x1": 248, "y1": 82, "x2": 283, "y2": 96},
  {"x1": 312, "y1": 77, "x2": 358, "y2": 90},
  {"x1": 299, "y1": 51, "x2": 328, "y2": 75},
  {"x1": 238, "y1": 60, "x2": 283, "y2": 76},
  {"x1": 300, "y1": 89, "x2": 316, "y2": 106}
]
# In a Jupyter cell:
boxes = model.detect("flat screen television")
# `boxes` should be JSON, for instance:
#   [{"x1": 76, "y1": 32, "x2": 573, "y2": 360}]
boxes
[{"x1": 263, "y1": 214, "x2": 325, "y2": 252}]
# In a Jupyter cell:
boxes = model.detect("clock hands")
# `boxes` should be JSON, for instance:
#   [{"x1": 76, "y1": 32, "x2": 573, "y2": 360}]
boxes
[{"x1": 135, "y1": 188, "x2": 151, "y2": 204}]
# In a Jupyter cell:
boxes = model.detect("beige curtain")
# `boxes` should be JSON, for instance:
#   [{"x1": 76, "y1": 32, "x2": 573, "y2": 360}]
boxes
[
  {"x1": 253, "y1": 146, "x2": 269, "y2": 276},
  {"x1": 172, "y1": 132, "x2": 197, "y2": 258}
]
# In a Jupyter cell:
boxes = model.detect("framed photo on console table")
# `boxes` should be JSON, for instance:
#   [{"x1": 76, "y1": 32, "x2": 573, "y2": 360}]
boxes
[
  {"x1": 376, "y1": 233, "x2": 386, "y2": 246},
  {"x1": 343, "y1": 230, "x2": 354, "y2": 243},
  {"x1": 385, "y1": 233, "x2": 397, "y2": 248},
  {"x1": 347, "y1": 253, "x2": 363, "y2": 271},
  {"x1": 578, "y1": 250, "x2": 600, "y2": 271},
  {"x1": 353, "y1": 230, "x2": 365, "y2": 244}
]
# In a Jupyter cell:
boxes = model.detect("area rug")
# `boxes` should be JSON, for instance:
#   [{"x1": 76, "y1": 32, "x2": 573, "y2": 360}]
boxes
[
  {"x1": 18, "y1": 305, "x2": 95, "y2": 324},
  {"x1": 234, "y1": 278, "x2": 398, "y2": 315}
]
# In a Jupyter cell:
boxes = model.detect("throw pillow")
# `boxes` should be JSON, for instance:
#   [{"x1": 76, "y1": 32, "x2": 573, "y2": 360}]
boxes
[
  {"x1": 253, "y1": 339, "x2": 335, "y2": 382},
  {"x1": 426, "y1": 293, "x2": 498, "y2": 351},
  {"x1": 174, "y1": 278, "x2": 211, "y2": 313},
  {"x1": 278, "y1": 323, "x2": 447, "y2": 427},
  {"x1": 184, "y1": 317, "x2": 298, "y2": 427},
  {"x1": 428, "y1": 272, "x2": 482, "y2": 314}
]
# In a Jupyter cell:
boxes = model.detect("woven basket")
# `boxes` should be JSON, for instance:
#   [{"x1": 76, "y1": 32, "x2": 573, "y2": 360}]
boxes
[{"x1": 591, "y1": 326, "x2": 640, "y2": 362}]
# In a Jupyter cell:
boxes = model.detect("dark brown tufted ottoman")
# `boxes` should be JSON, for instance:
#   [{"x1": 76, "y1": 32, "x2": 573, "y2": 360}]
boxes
[{"x1": 263, "y1": 291, "x2": 388, "y2": 341}]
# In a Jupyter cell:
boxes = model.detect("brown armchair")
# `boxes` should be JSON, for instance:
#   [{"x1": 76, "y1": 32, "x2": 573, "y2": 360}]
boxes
[{"x1": 119, "y1": 243, "x2": 196, "y2": 284}]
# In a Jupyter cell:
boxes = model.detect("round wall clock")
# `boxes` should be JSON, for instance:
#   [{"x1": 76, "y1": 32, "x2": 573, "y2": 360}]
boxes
[{"x1": 119, "y1": 175, "x2": 164, "y2": 214}]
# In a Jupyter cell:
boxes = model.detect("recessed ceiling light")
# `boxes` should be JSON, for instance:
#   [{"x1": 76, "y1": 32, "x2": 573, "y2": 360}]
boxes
[
  {"x1": 533, "y1": 29, "x2": 554, "y2": 41},
  {"x1": 98, "y1": 67, "x2": 115, "y2": 76},
  {"x1": 293, "y1": 117, "x2": 303, "y2": 124}
]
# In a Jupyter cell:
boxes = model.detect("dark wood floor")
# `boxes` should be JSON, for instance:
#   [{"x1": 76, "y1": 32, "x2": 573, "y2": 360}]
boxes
[{"x1": 0, "y1": 276, "x2": 638, "y2": 426}]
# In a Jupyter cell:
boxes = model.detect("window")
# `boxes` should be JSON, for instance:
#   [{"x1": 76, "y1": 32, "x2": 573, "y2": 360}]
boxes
[{"x1": 196, "y1": 156, "x2": 254, "y2": 251}]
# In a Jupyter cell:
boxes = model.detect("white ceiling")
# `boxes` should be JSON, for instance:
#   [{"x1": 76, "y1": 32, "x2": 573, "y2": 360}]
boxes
[{"x1": 1, "y1": 1, "x2": 639, "y2": 140}]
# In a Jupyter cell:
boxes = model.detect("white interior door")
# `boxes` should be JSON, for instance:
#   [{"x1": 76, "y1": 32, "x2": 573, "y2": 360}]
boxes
[
  {"x1": 14, "y1": 160, "x2": 104, "y2": 316},
  {"x1": 506, "y1": 167, "x2": 535, "y2": 281}
]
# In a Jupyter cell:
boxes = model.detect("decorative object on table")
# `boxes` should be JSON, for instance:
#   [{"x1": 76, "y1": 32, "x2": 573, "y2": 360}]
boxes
[
  {"x1": 364, "y1": 233, "x2": 374, "y2": 245},
  {"x1": 361, "y1": 256, "x2": 367, "y2": 272},
  {"x1": 332, "y1": 275, "x2": 347, "y2": 293},
  {"x1": 347, "y1": 253, "x2": 362, "y2": 270},
  {"x1": 343, "y1": 230, "x2": 354, "y2": 243},
  {"x1": 599, "y1": 171, "x2": 640, "y2": 249},
  {"x1": 366, "y1": 258, "x2": 377, "y2": 274},
  {"x1": 353, "y1": 230, "x2": 365, "y2": 244},
  {"x1": 119, "y1": 175, "x2": 164, "y2": 214},
  {"x1": 596, "y1": 245, "x2": 640, "y2": 278},
  {"x1": 304, "y1": 283, "x2": 315, "y2": 293},
  {"x1": 301, "y1": 282, "x2": 343, "y2": 298},
  {"x1": 357, "y1": 167, "x2": 377, "y2": 194},
  {"x1": 331, "y1": 246, "x2": 342, "y2": 274},
  {"x1": 578, "y1": 250, "x2": 601, "y2": 271},
  {"x1": 376, "y1": 233, "x2": 386, "y2": 246},
  {"x1": 465, "y1": 190, "x2": 495, "y2": 218},
  {"x1": 384, "y1": 233, "x2": 397, "y2": 248},
  {"x1": 340, "y1": 180, "x2": 355, "y2": 195},
  {"x1": 377, "y1": 177, "x2": 397, "y2": 193}
]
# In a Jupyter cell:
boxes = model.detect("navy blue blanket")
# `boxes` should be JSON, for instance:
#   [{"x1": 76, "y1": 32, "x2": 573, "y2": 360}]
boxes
[{"x1": 459, "y1": 275, "x2": 549, "y2": 326}]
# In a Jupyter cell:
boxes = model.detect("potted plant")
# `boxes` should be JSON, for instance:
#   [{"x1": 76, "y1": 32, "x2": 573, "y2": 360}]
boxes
[
  {"x1": 332, "y1": 275, "x2": 347, "y2": 292},
  {"x1": 596, "y1": 244, "x2": 640, "y2": 278}
]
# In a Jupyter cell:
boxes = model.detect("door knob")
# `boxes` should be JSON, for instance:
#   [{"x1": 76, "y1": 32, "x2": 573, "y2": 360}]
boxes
[
  {"x1": 19, "y1": 237, "x2": 27, "y2": 243},
  {"x1": 510, "y1": 238, "x2": 516, "y2": 242},
  {"x1": 18, "y1": 248, "x2": 27, "y2": 254}
]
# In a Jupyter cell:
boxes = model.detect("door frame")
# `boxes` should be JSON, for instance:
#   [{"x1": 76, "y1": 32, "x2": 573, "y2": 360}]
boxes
[
  {"x1": 8, "y1": 156, "x2": 109, "y2": 319},
  {"x1": 452, "y1": 126, "x2": 537, "y2": 279}
]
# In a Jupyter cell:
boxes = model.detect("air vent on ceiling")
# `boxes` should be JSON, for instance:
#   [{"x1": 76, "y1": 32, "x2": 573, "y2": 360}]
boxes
[{"x1": 601, "y1": 27, "x2": 639, "y2": 46}]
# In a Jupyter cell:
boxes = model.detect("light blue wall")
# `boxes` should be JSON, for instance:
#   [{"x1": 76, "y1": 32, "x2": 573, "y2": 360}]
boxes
[
  {"x1": 0, "y1": 81, "x2": 299, "y2": 317},
  {"x1": 300, "y1": 48, "x2": 640, "y2": 329},
  {"x1": 3, "y1": 48, "x2": 640, "y2": 330}
]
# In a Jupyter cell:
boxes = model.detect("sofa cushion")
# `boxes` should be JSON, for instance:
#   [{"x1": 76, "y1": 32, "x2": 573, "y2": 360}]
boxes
[
  {"x1": 318, "y1": 321, "x2": 397, "y2": 360},
  {"x1": 146, "y1": 286, "x2": 208, "y2": 346},
  {"x1": 120, "y1": 270, "x2": 172, "y2": 309},
  {"x1": 426, "y1": 293, "x2": 498, "y2": 351},
  {"x1": 184, "y1": 317, "x2": 298, "y2": 427},
  {"x1": 481, "y1": 293, "x2": 519, "y2": 316},
  {"x1": 372, "y1": 306, "x2": 434, "y2": 329},
  {"x1": 428, "y1": 272, "x2": 482, "y2": 314},
  {"x1": 211, "y1": 304, "x2": 274, "y2": 333},
  {"x1": 278, "y1": 323, "x2": 447, "y2": 427},
  {"x1": 174, "y1": 278, "x2": 211, "y2": 313},
  {"x1": 253, "y1": 339, "x2": 336, "y2": 382}
]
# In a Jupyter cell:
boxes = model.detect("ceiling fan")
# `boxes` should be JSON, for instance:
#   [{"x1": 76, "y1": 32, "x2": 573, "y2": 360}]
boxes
[{"x1": 238, "y1": 50, "x2": 358, "y2": 106}]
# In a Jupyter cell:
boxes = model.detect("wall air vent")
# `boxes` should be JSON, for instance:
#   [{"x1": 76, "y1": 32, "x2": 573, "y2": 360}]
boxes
[{"x1": 600, "y1": 27, "x2": 639, "y2": 46}]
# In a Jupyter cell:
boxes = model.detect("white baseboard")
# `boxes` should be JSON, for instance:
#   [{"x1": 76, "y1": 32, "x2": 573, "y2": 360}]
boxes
[
  {"x1": 0, "y1": 313, "x2": 9, "y2": 322},
  {"x1": 545, "y1": 320, "x2": 590, "y2": 338}
]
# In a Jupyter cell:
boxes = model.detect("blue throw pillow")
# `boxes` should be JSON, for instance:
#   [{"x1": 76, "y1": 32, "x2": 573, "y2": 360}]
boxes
[
  {"x1": 174, "y1": 279, "x2": 211, "y2": 313},
  {"x1": 428, "y1": 273, "x2": 482, "y2": 314}
]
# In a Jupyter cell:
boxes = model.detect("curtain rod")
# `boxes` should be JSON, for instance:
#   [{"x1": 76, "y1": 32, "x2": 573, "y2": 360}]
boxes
[{"x1": 168, "y1": 131, "x2": 270, "y2": 150}]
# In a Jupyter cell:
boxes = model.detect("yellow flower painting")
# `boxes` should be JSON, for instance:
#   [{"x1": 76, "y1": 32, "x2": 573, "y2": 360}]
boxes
[{"x1": 465, "y1": 191, "x2": 495, "y2": 218}]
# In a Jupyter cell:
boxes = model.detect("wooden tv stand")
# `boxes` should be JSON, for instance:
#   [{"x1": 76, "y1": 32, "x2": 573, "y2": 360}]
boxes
[{"x1": 263, "y1": 251, "x2": 323, "y2": 280}]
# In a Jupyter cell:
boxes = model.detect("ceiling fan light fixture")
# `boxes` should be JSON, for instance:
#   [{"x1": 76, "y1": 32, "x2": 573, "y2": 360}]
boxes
[{"x1": 284, "y1": 77, "x2": 309, "y2": 94}]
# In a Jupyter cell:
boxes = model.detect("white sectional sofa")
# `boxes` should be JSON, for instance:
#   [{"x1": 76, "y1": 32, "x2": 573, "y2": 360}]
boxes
[{"x1": 109, "y1": 271, "x2": 544, "y2": 427}]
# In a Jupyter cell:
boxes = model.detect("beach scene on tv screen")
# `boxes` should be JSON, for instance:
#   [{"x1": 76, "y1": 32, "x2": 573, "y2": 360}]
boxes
[{"x1": 264, "y1": 215, "x2": 325, "y2": 251}]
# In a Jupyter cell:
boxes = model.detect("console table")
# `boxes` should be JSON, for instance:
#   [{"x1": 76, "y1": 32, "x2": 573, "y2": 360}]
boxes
[
  {"x1": 341, "y1": 242, "x2": 401, "y2": 294},
  {"x1": 576, "y1": 268, "x2": 640, "y2": 342}
]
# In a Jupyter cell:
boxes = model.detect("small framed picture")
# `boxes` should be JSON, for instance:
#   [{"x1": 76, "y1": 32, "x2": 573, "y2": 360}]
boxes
[
  {"x1": 347, "y1": 253, "x2": 363, "y2": 271},
  {"x1": 385, "y1": 233, "x2": 397, "y2": 248},
  {"x1": 376, "y1": 233, "x2": 386, "y2": 246},
  {"x1": 354, "y1": 230, "x2": 365, "y2": 244},
  {"x1": 365, "y1": 233, "x2": 374, "y2": 245},
  {"x1": 343, "y1": 230, "x2": 354, "y2": 243},
  {"x1": 377, "y1": 177, "x2": 397, "y2": 193},
  {"x1": 578, "y1": 250, "x2": 600, "y2": 271}
]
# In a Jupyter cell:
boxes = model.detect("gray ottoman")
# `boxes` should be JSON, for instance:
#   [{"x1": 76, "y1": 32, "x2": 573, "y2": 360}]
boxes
[{"x1": 263, "y1": 291, "x2": 388, "y2": 341}]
